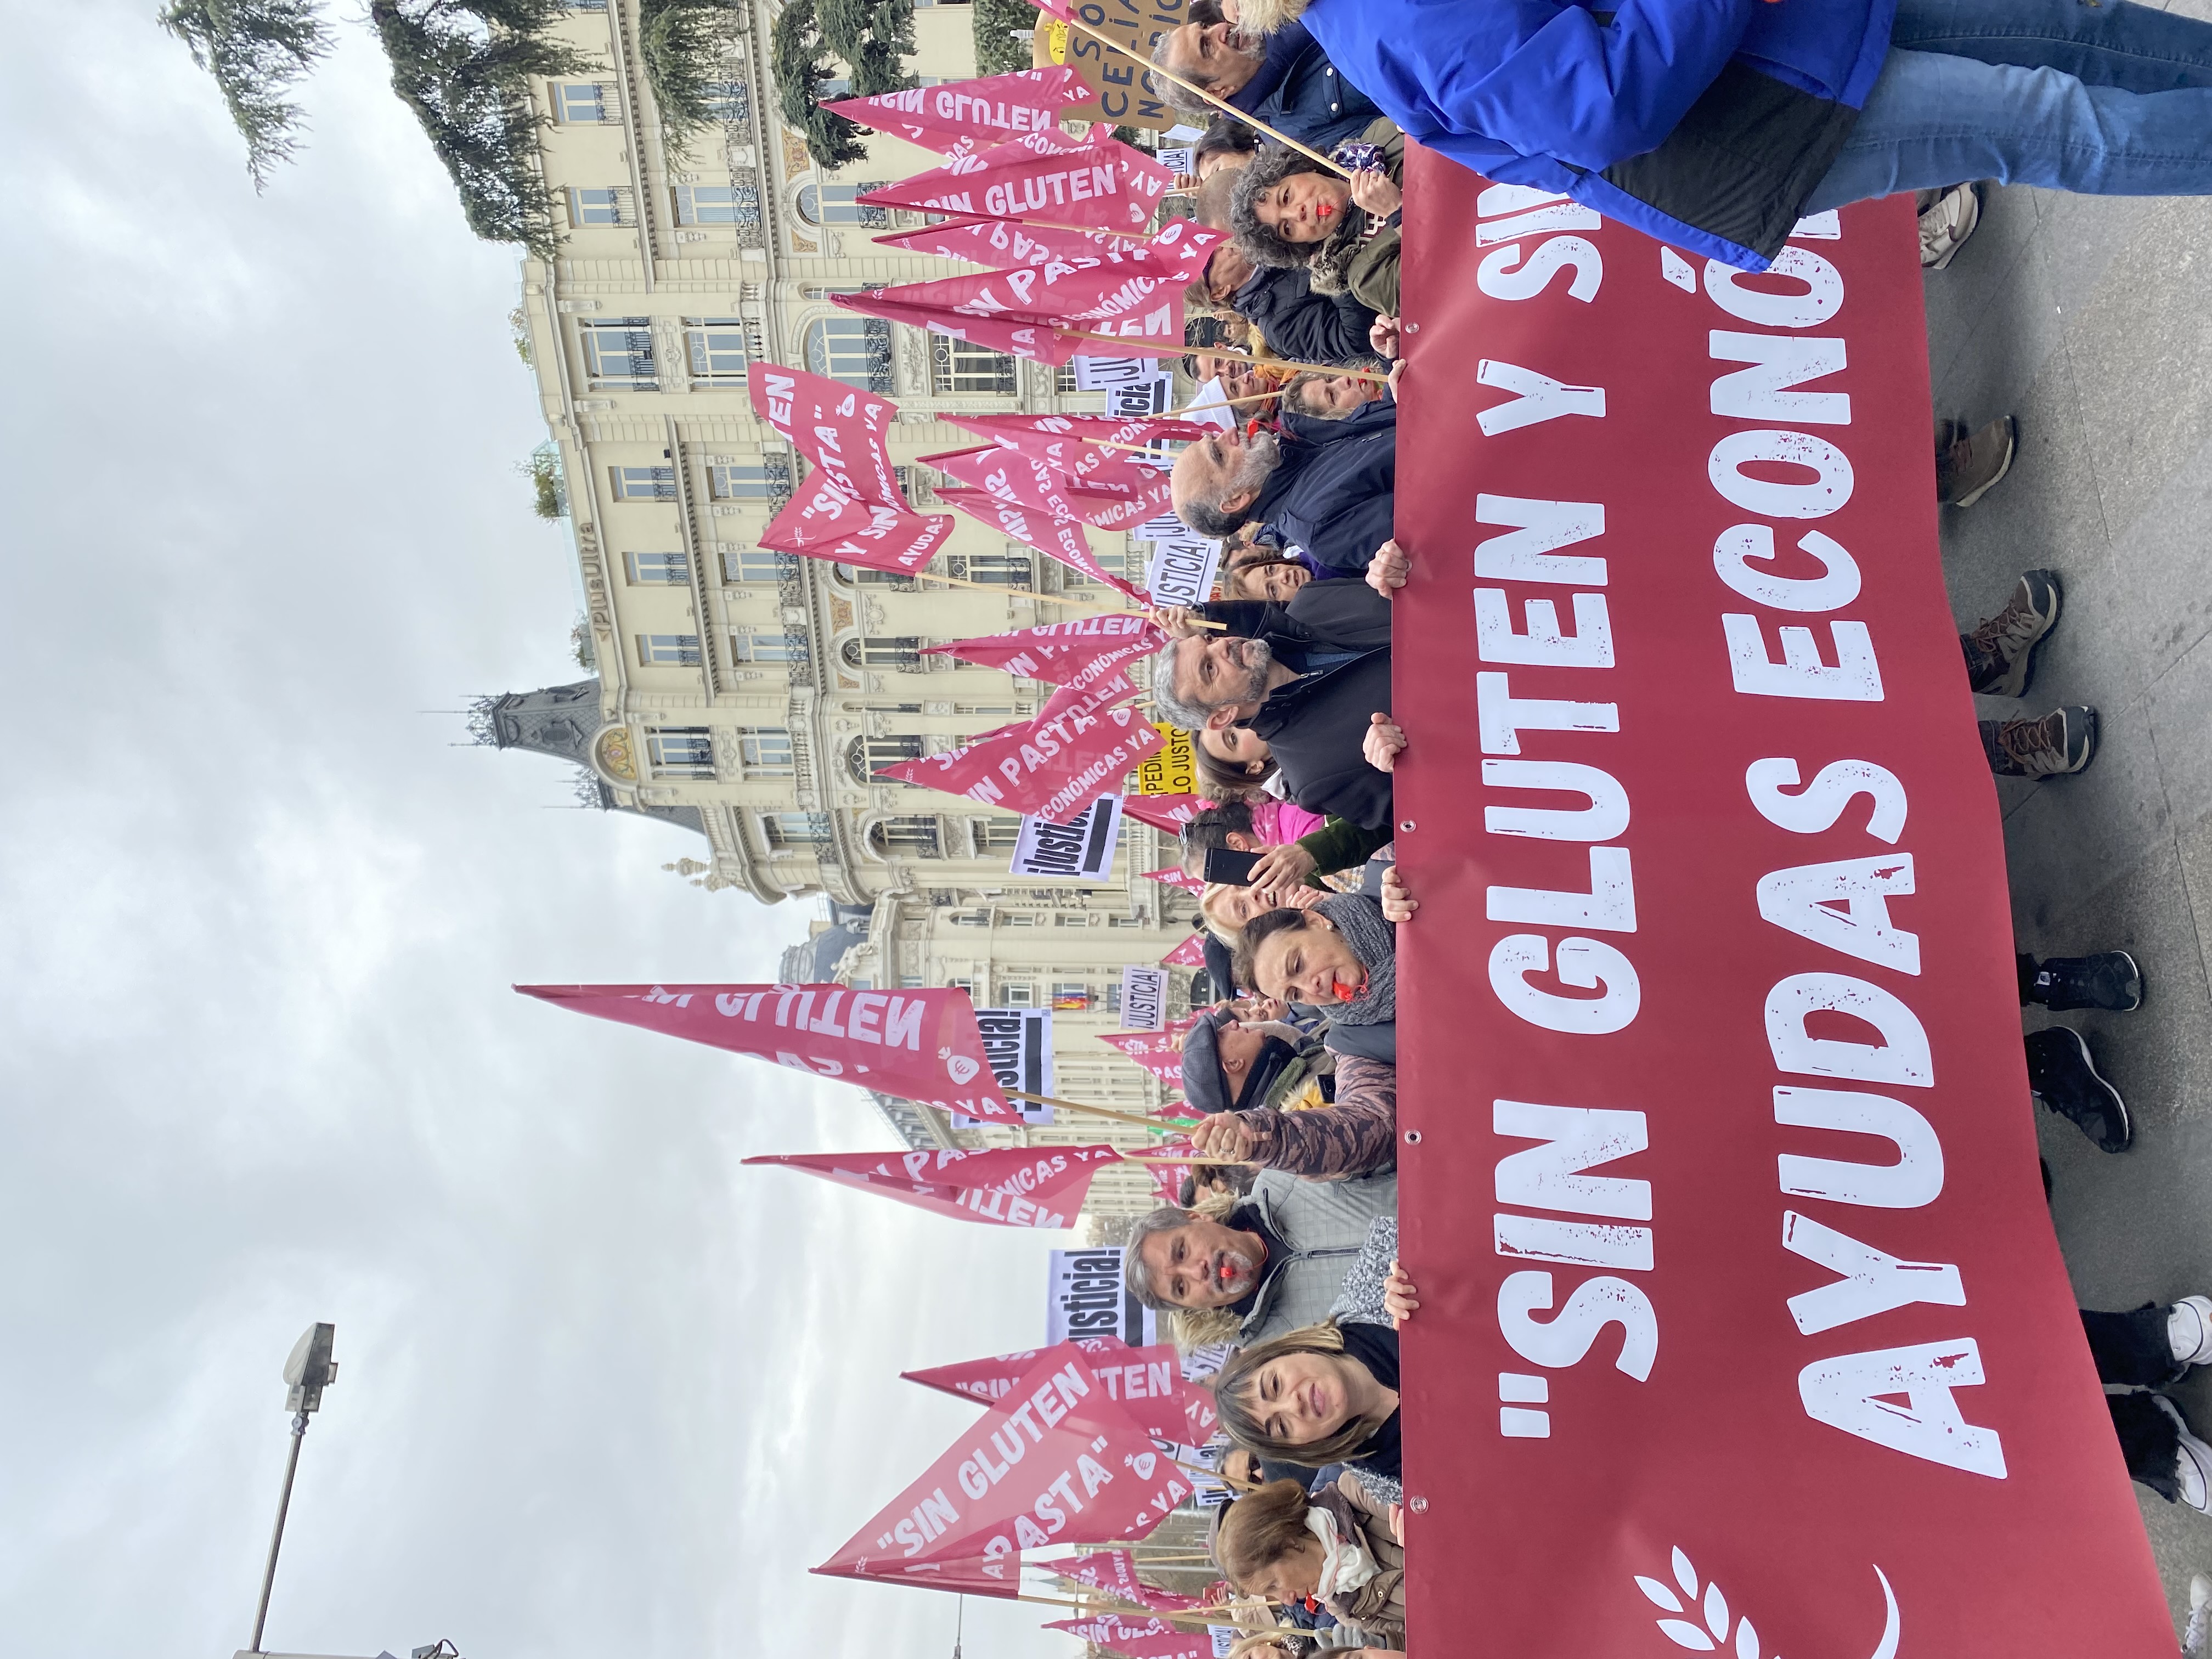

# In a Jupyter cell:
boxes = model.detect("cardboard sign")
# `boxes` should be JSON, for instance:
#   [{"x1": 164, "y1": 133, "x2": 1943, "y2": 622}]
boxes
[
  {"x1": 1010, "y1": 794, "x2": 1125, "y2": 880},
  {"x1": 1031, "y1": 2, "x2": 1188, "y2": 132},
  {"x1": 1048, "y1": 1246, "x2": 1157, "y2": 1347},
  {"x1": 1137, "y1": 724, "x2": 1195, "y2": 795},
  {"x1": 1119, "y1": 965, "x2": 1169, "y2": 1031}
]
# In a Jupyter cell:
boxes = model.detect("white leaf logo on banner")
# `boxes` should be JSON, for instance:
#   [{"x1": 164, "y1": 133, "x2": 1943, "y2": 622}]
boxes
[
  {"x1": 1635, "y1": 1550, "x2": 1899, "y2": 1659},
  {"x1": 946, "y1": 1054, "x2": 980, "y2": 1084}
]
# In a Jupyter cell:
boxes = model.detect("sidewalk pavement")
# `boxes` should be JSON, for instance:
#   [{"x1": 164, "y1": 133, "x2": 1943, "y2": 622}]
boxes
[{"x1": 1927, "y1": 178, "x2": 2212, "y2": 1627}]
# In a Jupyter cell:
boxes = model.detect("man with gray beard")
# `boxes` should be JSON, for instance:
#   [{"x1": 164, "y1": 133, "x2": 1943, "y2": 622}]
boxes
[
  {"x1": 1149, "y1": 581, "x2": 1396, "y2": 834},
  {"x1": 1170, "y1": 407, "x2": 1395, "y2": 577}
]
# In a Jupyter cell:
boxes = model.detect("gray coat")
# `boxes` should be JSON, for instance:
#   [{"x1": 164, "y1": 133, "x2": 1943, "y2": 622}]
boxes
[{"x1": 1237, "y1": 1167, "x2": 1398, "y2": 1345}]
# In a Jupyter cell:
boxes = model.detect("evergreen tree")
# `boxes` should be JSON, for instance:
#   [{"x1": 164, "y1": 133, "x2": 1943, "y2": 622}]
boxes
[
  {"x1": 159, "y1": 0, "x2": 336, "y2": 190},
  {"x1": 369, "y1": 0, "x2": 595, "y2": 260},
  {"x1": 636, "y1": 0, "x2": 749, "y2": 148},
  {"x1": 770, "y1": 0, "x2": 868, "y2": 170}
]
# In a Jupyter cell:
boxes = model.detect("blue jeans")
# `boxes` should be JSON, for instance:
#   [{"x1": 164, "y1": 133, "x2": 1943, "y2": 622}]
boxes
[{"x1": 1804, "y1": 0, "x2": 2212, "y2": 211}]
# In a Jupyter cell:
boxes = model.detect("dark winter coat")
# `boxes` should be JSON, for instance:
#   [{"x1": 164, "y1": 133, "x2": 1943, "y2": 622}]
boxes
[
  {"x1": 1227, "y1": 19, "x2": 1385, "y2": 153},
  {"x1": 1232, "y1": 265, "x2": 1380, "y2": 368},
  {"x1": 1247, "y1": 412, "x2": 1396, "y2": 578}
]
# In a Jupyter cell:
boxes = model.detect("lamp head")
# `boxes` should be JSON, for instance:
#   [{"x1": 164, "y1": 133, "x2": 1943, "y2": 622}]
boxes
[{"x1": 282, "y1": 1323, "x2": 337, "y2": 1414}]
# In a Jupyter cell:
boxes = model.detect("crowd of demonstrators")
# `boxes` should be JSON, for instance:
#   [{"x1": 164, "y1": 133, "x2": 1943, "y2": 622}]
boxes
[{"x1": 1102, "y1": 1, "x2": 2212, "y2": 1637}]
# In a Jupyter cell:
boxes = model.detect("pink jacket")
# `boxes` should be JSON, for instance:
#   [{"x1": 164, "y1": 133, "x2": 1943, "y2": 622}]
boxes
[{"x1": 1249, "y1": 798, "x2": 1327, "y2": 844}]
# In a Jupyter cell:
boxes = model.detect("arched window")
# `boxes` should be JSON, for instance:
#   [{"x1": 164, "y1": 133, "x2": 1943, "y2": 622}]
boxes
[
  {"x1": 798, "y1": 183, "x2": 888, "y2": 227},
  {"x1": 804, "y1": 316, "x2": 892, "y2": 393},
  {"x1": 848, "y1": 733, "x2": 923, "y2": 785},
  {"x1": 870, "y1": 816, "x2": 943, "y2": 857}
]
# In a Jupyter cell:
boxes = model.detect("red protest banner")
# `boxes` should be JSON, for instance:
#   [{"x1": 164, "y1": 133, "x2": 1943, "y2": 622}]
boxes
[
  {"x1": 1035, "y1": 658, "x2": 1139, "y2": 727},
  {"x1": 876, "y1": 702, "x2": 1163, "y2": 820},
  {"x1": 924, "y1": 613, "x2": 1161, "y2": 682},
  {"x1": 859, "y1": 129, "x2": 1173, "y2": 232},
  {"x1": 1045, "y1": 1615, "x2": 1210, "y2": 1658},
  {"x1": 1141, "y1": 866, "x2": 1206, "y2": 894},
  {"x1": 743, "y1": 1144, "x2": 1119, "y2": 1230},
  {"x1": 945, "y1": 411, "x2": 1201, "y2": 482},
  {"x1": 927, "y1": 444, "x2": 1173, "y2": 531},
  {"x1": 515, "y1": 982, "x2": 1018, "y2": 1120},
  {"x1": 1120, "y1": 793, "x2": 1205, "y2": 832},
  {"x1": 1096, "y1": 1030, "x2": 1187, "y2": 1085},
  {"x1": 1158, "y1": 932, "x2": 1207, "y2": 969},
  {"x1": 840, "y1": 255, "x2": 1184, "y2": 358},
  {"x1": 816, "y1": 1345, "x2": 1193, "y2": 1587},
  {"x1": 878, "y1": 216, "x2": 1220, "y2": 280},
  {"x1": 1391, "y1": 162, "x2": 2171, "y2": 1654},
  {"x1": 1049, "y1": 1549, "x2": 1204, "y2": 1611},
  {"x1": 757, "y1": 477, "x2": 953, "y2": 573},
  {"x1": 908, "y1": 1339, "x2": 1216, "y2": 1444},
  {"x1": 748, "y1": 366, "x2": 905, "y2": 509},
  {"x1": 823, "y1": 66, "x2": 1087, "y2": 153},
  {"x1": 932, "y1": 486, "x2": 1142, "y2": 599}
]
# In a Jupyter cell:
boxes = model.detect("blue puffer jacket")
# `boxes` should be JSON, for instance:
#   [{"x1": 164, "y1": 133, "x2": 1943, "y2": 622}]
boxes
[
  {"x1": 1228, "y1": 18, "x2": 1384, "y2": 153},
  {"x1": 1247, "y1": 0, "x2": 1896, "y2": 269}
]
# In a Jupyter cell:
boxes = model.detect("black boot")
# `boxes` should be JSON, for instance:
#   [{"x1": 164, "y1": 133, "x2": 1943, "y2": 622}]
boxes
[
  {"x1": 2026, "y1": 1026, "x2": 2131, "y2": 1153},
  {"x1": 2022, "y1": 951, "x2": 2144, "y2": 1012}
]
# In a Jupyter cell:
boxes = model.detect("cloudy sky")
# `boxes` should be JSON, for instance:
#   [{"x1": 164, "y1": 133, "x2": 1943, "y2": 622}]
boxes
[{"x1": 0, "y1": 8, "x2": 1071, "y2": 1656}]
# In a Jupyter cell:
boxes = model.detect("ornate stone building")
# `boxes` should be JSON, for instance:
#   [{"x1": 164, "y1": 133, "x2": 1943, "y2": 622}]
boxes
[{"x1": 481, "y1": 2, "x2": 1203, "y2": 1218}]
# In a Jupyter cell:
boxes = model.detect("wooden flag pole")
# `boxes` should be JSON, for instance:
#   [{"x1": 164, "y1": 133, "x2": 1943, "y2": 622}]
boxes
[
  {"x1": 914, "y1": 567, "x2": 1121, "y2": 610},
  {"x1": 1046, "y1": 10, "x2": 1353, "y2": 179},
  {"x1": 1009, "y1": 1089, "x2": 1199, "y2": 1129},
  {"x1": 1054, "y1": 328, "x2": 1390, "y2": 382},
  {"x1": 1118, "y1": 1152, "x2": 1250, "y2": 1167},
  {"x1": 1162, "y1": 388, "x2": 1294, "y2": 418}
]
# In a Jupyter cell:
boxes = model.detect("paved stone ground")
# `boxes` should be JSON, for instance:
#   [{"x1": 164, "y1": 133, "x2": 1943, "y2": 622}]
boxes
[{"x1": 1927, "y1": 175, "x2": 2212, "y2": 1630}]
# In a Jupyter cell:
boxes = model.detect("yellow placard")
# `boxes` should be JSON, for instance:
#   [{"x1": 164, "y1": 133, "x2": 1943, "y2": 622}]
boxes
[{"x1": 1138, "y1": 724, "x2": 1196, "y2": 795}]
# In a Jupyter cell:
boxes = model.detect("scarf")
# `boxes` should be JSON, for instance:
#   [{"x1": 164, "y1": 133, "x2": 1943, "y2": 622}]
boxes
[
  {"x1": 1305, "y1": 1505, "x2": 1379, "y2": 1599},
  {"x1": 1318, "y1": 893, "x2": 1396, "y2": 1026}
]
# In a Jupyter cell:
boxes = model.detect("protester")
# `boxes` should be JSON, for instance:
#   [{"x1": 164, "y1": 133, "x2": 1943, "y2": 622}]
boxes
[
  {"x1": 1195, "y1": 721, "x2": 1284, "y2": 799},
  {"x1": 1186, "y1": 1030, "x2": 1397, "y2": 1177},
  {"x1": 1150, "y1": 584, "x2": 1395, "y2": 832},
  {"x1": 1212, "y1": 1475, "x2": 1406, "y2": 1649},
  {"x1": 1169, "y1": 407, "x2": 1395, "y2": 577},
  {"x1": 2023, "y1": 949, "x2": 2143, "y2": 1012},
  {"x1": 1182, "y1": 799, "x2": 1391, "y2": 895},
  {"x1": 1224, "y1": 0, "x2": 2212, "y2": 272},
  {"x1": 1181, "y1": 1000, "x2": 1336, "y2": 1116},
  {"x1": 1282, "y1": 364, "x2": 1393, "y2": 421},
  {"x1": 1237, "y1": 882, "x2": 1417, "y2": 1063},
  {"x1": 1121, "y1": 1160, "x2": 1398, "y2": 1347},
  {"x1": 1193, "y1": 115, "x2": 1262, "y2": 182},
  {"x1": 1230, "y1": 128, "x2": 1405, "y2": 315},
  {"x1": 1957, "y1": 568, "x2": 2099, "y2": 778},
  {"x1": 1153, "y1": 12, "x2": 1382, "y2": 151},
  {"x1": 1201, "y1": 877, "x2": 1329, "y2": 944},
  {"x1": 1223, "y1": 548, "x2": 1319, "y2": 602}
]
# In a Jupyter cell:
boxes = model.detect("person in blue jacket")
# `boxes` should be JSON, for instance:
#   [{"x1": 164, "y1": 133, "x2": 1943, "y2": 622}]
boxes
[{"x1": 1226, "y1": 0, "x2": 2212, "y2": 270}]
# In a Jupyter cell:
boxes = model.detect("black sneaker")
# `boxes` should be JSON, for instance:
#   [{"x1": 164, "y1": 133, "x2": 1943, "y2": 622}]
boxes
[
  {"x1": 2025, "y1": 1025, "x2": 2131, "y2": 1152},
  {"x1": 2024, "y1": 951, "x2": 2145, "y2": 1013}
]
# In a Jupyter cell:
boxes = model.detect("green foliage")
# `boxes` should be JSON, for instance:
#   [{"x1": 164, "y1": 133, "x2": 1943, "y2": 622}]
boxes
[
  {"x1": 636, "y1": 0, "x2": 747, "y2": 148},
  {"x1": 522, "y1": 444, "x2": 567, "y2": 519},
  {"x1": 970, "y1": 0, "x2": 1036, "y2": 77},
  {"x1": 507, "y1": 301, "x2": 534, "y2": 365},
  {"x1": 570, "y1": 616, "x2": 596, "y2": 668},
  {"x1": 369, "y1": 0, "x2": 596, "y2": 261},
  {"x1": 771, "y1": 0, "x2": 918, "y2": 170},
  {"x1": 159, "y1": 0, "x2": 336, "y2": 189}
]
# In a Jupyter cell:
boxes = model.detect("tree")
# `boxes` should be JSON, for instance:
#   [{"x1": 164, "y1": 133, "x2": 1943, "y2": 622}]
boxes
[
  {"x1": 771, "y1": 0, "x2": 918, "y2": 171},
  {"x1": 970, "y1": 0, "x2": 1034, "y2": 78},
  {"x1": 159, "y1": 0, "x2": 336, "y2": 189},
  {"x1": 369, "y1": 0, "x2": 595, "y2": 260},
  {"x1": 636, "y1": 0, "x2": 749, "y2": 149}
]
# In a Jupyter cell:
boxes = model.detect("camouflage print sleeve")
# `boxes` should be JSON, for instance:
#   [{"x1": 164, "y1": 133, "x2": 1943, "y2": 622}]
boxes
[{"x1": 1242, "y1": 1054, "x2": 1398, "y2": 1178}]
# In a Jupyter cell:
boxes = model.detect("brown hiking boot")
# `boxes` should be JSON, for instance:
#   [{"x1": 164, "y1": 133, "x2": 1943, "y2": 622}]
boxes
[
  {"x1": 1937, "y1": 414, "x2": 2017, "y2": 507},
  {"x1": 1962, "y1": 568, "x2": 2063, "y2": 696},
  {"x1": 1982, "y1": 706, "x2": 2098, "y2": 778}
]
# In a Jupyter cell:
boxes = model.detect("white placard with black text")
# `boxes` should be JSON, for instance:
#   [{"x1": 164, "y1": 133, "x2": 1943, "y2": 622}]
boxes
[{"x1": 1009, "y1": 794, "x2": 1124, "y2": 882}]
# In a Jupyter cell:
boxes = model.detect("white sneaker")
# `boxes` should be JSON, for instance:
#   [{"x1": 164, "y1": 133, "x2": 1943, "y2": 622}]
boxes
[
  {"x1": 2186, "y1": 1575, "x2": 2212, "y2": 1657},
  {"x1": 1918, "y1": 183, "x2": 1982, "y2": 270},
  {"x1": 2154, "y1": 1395, "x2": 2212, "y2": 1511},
  {"x1": 2171, "y1": 1297, "x2": 2212, "y2": 1367}
]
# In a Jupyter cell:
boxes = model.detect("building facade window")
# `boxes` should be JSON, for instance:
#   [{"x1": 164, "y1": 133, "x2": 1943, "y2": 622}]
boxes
[
  {"x1": 730, "y1": 631, "x2": 807, "y2": 663},
  {"x1": 552, "y1": 82, "x2": 610, "y2": 121},
  {"x1": 850, "y1": 734, "x2": 923, "y2": 784},
  {"x1": 580, "y1": 318, "x2": 656, "y2": 388},
  {"x1": 804, "y1": 315, "x2": 893, "y2": 393},
  {"x1": 763, "y1": 812, "x2": 833, "y2": 848},
  {"x1": 797, "y1": 183, "x2": 890, "y2": 227},
  {"x1": 872, "y1": 816, "x2": 942, "y2": 857},
  {"x1": 833, "y1": 562, "x2": 916, "y2": 589},
  {"x1": 999, "y1": 982, "x2": 1037, "y2": 1006},
  {"x1": 646, "y1": 727, "x2": 715, "y2": 777},
  {"x1": 568, "y1": 185, "x2": 635, "y2": 227},
  {"x1": 712, "y1": 461, "x2": 789, "y2": 500},
  {"x1": 953, "y1": 551, "x2": 1030, "y2": 588},
  {"x1": 838, "y1": 635, "x2": 922, "y2": 669},
  {"x1": 624, "y1": 550, "x2": 689, "y2": 584},
  {"x1": 703, "y1": 80, "x2": 751, "y2": 121},
  {"x1": 969, "y1": 817, "x2": 1023, "y2": 853},
  {"x1": 738, "y1": 727, "x2": 794, "y2": 774},
  {"x1": 894, "y1": 464, "x2": 934, "y2": 506},
  {"x1": 637, "y1": 633, "x2": 702, "y2": 666},
  {"x1": 1055, "y1": 363, "x2": 1081, "y2": 393},
  {"x1": 1052, "y1": 983, "x2": 1093, "y2": 1010},
  {"x1": 684, "y1": 317, "x2": 749, "y2": 383},
  {"x1": 675, "y1": 185, "x2": 760, "y2": 225},
  {"x1": 611, "y1": 465, "x2": 676, "y2": 501},
  {"x1": 947, "y1": 913, "x2": 989, "y2": 928},
  {"x1": 932, "y1": 335, "x2": 1017, "y2": 394},
  {"x1": 722, "y1": 547, "x2": 791, "y2": 583}
]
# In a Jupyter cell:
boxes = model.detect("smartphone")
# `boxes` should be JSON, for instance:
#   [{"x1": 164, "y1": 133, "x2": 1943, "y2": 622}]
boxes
[{"x1": 1203, "y1": 847, "x2": 1263, "y2": 887}]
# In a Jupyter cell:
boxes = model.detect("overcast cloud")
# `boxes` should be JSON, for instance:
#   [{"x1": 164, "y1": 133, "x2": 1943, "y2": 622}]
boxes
[{"x1": 0, "y1": 7, "x2": 1073, "y2": 1656}]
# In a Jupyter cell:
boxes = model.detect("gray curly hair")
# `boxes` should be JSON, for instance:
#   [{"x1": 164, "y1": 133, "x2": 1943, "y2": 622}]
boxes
[
  {"x1": 1228, "y1": 144, "x2": 1346, "y2": 271},
  {"x1": 1149, "y1": 637, "x2": 1215, "y2": 730}
]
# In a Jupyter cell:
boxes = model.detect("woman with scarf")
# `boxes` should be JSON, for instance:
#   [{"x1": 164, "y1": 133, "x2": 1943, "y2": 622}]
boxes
[
  {"x1": 1238, "y1": 874, "x2": 1415, "y2": 1064},
  {"x1": 1213, "y1": 1472, "x2": 1406, "y2": 1651},
  {"x1": 1228, "y1": 120, "x2": 1405, "y2": 316}
]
